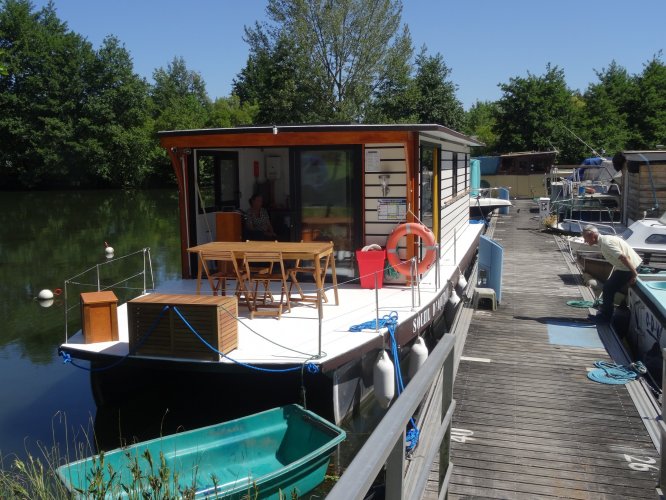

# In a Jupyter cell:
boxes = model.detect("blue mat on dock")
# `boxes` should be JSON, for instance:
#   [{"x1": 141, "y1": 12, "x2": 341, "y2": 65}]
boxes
[{"x1": 546, "y1": 321, "x2": 604, "y2": 349}]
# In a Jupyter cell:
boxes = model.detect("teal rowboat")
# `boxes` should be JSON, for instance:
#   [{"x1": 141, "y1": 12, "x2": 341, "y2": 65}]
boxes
[{"x1": 57, "y1": 405, "x2": 345, "y2": 499}]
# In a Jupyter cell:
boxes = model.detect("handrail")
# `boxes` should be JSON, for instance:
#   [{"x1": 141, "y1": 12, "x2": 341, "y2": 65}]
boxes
[
  {"x1": 327, "y1": 333, "x2": 456, "y2": 500},
  {"x1": 63, "y1": 248, "x2": 154, "y2": 340},
  {"x1": 657, "y1": 348, "x2": 666, "y2": 498},
  {"x1": 560, "y1": 218, "x2": 619, "y2": 235}
]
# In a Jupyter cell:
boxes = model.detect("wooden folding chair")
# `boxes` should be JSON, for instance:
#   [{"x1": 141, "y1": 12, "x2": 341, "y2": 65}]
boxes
[
  {"x1": 287, "y1": 241, "x2": 333, "y2": 304},
  {"x1": 243, "y1": 251, "x2": 291, "y2": 319},
  {"x1": 199, "y1": 250, "x2": 250, "y2": 307}
]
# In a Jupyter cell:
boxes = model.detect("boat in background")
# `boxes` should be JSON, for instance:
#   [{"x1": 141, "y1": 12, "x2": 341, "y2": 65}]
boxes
[
  {"x1": 57, "y1": 404, "x2": 346, "y2": 499},
  {"x1": 625, "y1": 274, "x2": 666, "y2": 386},
  {"x1": 548, "y1": 157, "x2": 622, "y2": 223},
  {"x1": 566, "y1": 212, "x2": 666, "y2": 282},
  {"x1": 469, "y1": 187, "x2": 512, "y2": 220}
]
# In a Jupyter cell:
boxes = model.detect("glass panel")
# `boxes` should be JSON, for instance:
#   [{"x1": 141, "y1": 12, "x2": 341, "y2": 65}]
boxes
[
  {"x1": 420, "y1": 146, "x2": 434, "y2": 231},
  {"x1": 299, "y1": 149, "x2": 354, "y2": 276},
  {"x1": 218, "y1": 157, "x2": 239, "y2": 208},
  {"x1": 196, "y1": 155, "x2": 215, "y2": 213}
]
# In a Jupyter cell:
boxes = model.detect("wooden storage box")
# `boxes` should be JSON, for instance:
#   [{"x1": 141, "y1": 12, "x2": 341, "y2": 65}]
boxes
[
  {"x1": 127, "y1": 293, "x2": 238, "y2": 361},
  {"x1": 80, "y1": 291, "x2": 119, "y2": 343}
]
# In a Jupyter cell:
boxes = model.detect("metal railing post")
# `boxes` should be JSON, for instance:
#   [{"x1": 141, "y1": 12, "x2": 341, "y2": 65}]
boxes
[
  {"x1": 385, "y1": 432, "x2": 405, "y2": 500},
  {"x1": 64, "y1": 280, "x2": 69, "y2": 341},
  {"x1": 318, "y1": 288, "x2": 323, "y2": 357},
  {"x1": 440, "y1": 341, "x2": 455, "y2": 493},
  {"x1": 410, "y1": 257, "x2": 416, "y2": 311},
  {"x1": 375, "y1": 272, "x2": 380, "y2": 333},
  {"x1": 661, "y1": 348, "x2": 666, "y2": 491},
  {"x1": 96, "y1": 264, "x2": 101, "y2": 291}
]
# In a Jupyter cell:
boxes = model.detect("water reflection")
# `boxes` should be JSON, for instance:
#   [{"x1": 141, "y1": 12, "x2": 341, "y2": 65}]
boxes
[{"x1": 0, "y1": 189, "x2": 181, "y2": 460}]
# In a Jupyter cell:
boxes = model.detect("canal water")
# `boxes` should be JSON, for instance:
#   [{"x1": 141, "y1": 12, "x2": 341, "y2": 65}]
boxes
[
  {"x1": 0, "y1": 189, "x2": 386, "y2": 492},
  {"x1": 0, "y1": 190, "x2": 182, "y2": 460}
]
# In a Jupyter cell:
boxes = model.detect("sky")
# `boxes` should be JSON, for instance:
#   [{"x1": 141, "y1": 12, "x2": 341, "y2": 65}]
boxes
[{"x1": 31, "y1": 0, "x2": 666, "y2": 111}]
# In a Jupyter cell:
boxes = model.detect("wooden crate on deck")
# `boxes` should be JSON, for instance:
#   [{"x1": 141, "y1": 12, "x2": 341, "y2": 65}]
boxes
[
  {"x1": 80, "y1": 291, "x2": 119, "y2": 343},
  {"x1": 127, "y1": 293, "x2": 238, "y2": 361}
]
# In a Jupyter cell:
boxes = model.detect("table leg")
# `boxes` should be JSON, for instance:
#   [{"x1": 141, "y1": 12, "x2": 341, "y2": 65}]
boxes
[{"x1": 329, "y1": 251, "x2": 339, "y2": 305}]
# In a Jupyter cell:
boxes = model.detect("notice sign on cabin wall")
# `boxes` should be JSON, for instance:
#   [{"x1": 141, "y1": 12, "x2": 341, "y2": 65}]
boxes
[
  {"x1": 365, "y1": 149, "x2": 381, "y2": 172},
  {"x1": 377, "y1": 198, "x2": 406, "y2": 221}
]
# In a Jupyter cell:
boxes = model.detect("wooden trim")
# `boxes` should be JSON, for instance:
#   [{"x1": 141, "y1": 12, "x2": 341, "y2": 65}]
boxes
[{"x1": 159, "y1": 130, "x2": 413, "y2": 150}]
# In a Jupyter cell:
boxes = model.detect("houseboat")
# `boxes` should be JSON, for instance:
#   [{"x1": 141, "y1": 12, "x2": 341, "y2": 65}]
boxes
[{"x1": 58, "y1": 124, "x2": 485, "y2": 425}]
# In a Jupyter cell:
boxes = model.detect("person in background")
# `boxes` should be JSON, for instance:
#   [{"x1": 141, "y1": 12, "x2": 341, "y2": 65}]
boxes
[
  {"x1": 582, "y1": 225, "x2": 642, "y2": 323},
  {"x1": 245, "y1": 193, "x2": 276, "y2": 240}
]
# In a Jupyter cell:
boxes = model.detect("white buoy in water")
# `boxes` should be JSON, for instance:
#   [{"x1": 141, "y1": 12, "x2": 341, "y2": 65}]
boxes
[
  {"x1": 373, "y1": 350, "x2": 394, "y2": 409},
  {"x1": 408, "y1": 336, "x2": 429, "y2": 379},
  {"x1": 37, "y1": 289, "x2": 54, "y2": 308},
  {"x1": 104, "y1": 241, "x2": 114, "y2": 259}
]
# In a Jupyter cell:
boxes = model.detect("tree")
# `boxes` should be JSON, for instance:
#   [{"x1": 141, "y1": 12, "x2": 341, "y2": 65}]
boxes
[
  {"x1": 234, "y1": 31, "x2": 327, "y2": 124},
  {"x1": 0, "y1": 0, "x2": 94, "y2": 188},
  {"x1": 582, "y1": 60, "x2": 634, "y2": 155},
  {"x1": 208, "y1": 94, "x2": 258, "y2": 128},
  {"x1": 364, "y1": 26, "x2": 416, "y2": 123},
  {"x1": 237, "y1": 0, "x2": 411, "y2": 123},
  {"x1": 629, "y1": 53, "x2": 666, "y2": 149},
  {"x1": 464, "y1": 100, "x2": 499, "y2": 155},
  {"x1": 77, "y1": 36, "x2": 153, "y2": 187},
  {"x1": 494, "y1": 64, "x2": 585, "y2": 163},
  {"x1": 151, "y1": 56, "x2": 211, "y2": 132},
  {"x1": 412, "y1": 48, "x2": 465, "y2": 130}
]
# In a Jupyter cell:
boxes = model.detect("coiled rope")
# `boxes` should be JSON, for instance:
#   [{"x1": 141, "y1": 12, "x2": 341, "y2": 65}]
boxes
[
  {"x1": 351, "y1": 311, "x2": 420, "y2": 452},
  {"x1": 587, "y1": 360, "x2": 646, "y2": 384}
]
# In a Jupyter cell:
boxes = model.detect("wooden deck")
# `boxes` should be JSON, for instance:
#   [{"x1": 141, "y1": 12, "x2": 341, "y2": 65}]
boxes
[{"x1": 424, "y1": 199, "x2": 660, "y2": 499}]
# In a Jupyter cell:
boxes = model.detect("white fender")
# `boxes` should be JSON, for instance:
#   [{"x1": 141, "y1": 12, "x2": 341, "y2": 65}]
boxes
[
  {"x1": 457, "y1": 273, "x2": 468, "y2": 290},
  {"x1": 449, "y1": 289, "x2": 461, "y2": 307},
  {"x1": 373, "y1": 350, "x2": 394, "y2": 409},
  {"x1": 408, "y1": 336, "x2": 429, "y2": 379}
]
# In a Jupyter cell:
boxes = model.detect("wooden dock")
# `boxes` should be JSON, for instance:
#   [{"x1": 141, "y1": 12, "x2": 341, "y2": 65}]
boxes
[{"x1": 425, "y1": 199, "x2": 660, "y2": 499}]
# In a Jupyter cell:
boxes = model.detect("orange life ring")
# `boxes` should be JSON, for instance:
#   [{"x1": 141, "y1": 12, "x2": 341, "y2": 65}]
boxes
[{"x1": 386, "y1": 223, "x2": 437, "y2": 276}]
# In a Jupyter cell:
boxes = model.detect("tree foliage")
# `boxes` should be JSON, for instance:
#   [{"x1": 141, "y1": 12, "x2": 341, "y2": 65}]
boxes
[
  {"x1": 236, "y1": 0, "x2": 411, "y2": 123},
  {"x1": 0, "y1": 0, "x2": 665, "y2": 189}
]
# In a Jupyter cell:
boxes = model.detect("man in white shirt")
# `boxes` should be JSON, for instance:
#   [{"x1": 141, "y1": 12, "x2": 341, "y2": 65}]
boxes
[{"x1": 582, "y1": 225, "x2": 642, "y2": 322}]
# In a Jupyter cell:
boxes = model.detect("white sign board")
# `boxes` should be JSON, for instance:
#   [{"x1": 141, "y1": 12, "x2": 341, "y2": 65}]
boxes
[
  {"x1": 365, "y1": 149, "x2": 381, "y2": 172},
  {"x1": 377, "y1": 198, "x2": 406, "y2": 221}
]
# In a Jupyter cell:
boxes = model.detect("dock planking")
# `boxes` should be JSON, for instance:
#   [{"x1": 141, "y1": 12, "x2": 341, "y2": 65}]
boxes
[{"x1": 424, "y1": 199, "x2": 659, "y2": 499}]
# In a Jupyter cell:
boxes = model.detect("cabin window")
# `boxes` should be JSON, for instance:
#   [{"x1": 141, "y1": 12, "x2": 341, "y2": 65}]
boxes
[
  {"x1": 452, "y1": 152, "x2": 458, "y2": 196},
  {"x1": 195, "y1": 151, "x2": 239, "y2": 213},
  {"x1": 294, "y1": 147, "x2": 361, "y2": 278}
]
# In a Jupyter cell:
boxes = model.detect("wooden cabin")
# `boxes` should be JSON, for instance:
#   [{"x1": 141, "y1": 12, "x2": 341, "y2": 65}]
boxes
[
  {"x1": 615, "y1": 150, "x2": 666, "y2": 224},
  {"x1": 157, "y1": 124, "x2": 483, "y2": 283},
  {"x1": 479, "y1": 151, "x2": 558, "y2": 198}
]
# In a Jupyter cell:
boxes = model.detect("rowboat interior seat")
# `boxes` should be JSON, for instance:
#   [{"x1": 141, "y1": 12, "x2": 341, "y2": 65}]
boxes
[
  {"x1": 198, "y1": 250, "x2": 250, "y2": 307},
  {"x1": 243, "y1": 251, "x2": 291, "y2": 319},
  {"x1": 287, "y1": 241, "x2": 333, "y2": 305}
]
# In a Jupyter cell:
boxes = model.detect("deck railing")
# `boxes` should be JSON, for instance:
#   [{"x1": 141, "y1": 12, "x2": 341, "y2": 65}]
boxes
[
  {"x1": 62, "y1": 248, "x2": 154, "y2": 339},
  {"x1": 327, "y1": 332, "x2": 456, "y2": 500},
  {"x1": 657, "y1": 348, "x2": 666, "y2": 498}
]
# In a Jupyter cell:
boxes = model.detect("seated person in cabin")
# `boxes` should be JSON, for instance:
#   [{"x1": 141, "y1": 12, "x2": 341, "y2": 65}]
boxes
[{"x1": 245, "y1": 193, "x2": 277, "y2": 240}]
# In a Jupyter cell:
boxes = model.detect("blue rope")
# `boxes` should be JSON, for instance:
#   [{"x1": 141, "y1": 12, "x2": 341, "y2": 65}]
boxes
[
  {"x1": 171, "y1": 306, "x2": 319, "y2": 374},
  {"x1": 349, "y1": 311, "x2": 399, "y2": 332},
  {"x1": 587, "y1": 360, "x2": 645, "y2": 385},
  {"x1": 59, "y1": 305, "x2": 170, "y2": 372},
  {"x1": 359, "y1": 311, "x2": 422, "y2": 453},
  {"x1": 60, "y1": 304, "x2": 320, "y2": 375}
]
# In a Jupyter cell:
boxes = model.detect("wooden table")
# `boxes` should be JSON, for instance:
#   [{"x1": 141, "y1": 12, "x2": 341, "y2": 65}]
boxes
[{"x1": 188, "y1": 241, "x2": 339, "y2": 306}]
